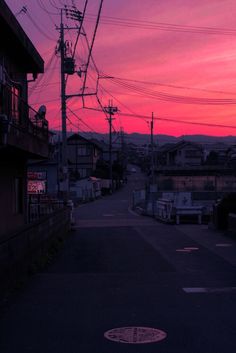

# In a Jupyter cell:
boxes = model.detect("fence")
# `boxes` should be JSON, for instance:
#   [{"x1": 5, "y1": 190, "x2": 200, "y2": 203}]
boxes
[
  {"x1": 0, "y1": 207, "x2": 70, "y2": 293},
  {"x1": 28, "y1": 196, "x2": 64, "y2": 223},
  {"x1": 132, "y1": 188, "x2": 225, "y2": 221}
]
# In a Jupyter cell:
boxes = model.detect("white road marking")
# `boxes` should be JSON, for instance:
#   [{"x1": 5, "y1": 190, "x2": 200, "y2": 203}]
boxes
[
  {"x1": 176, "y1": 249, "x2": 191, "y2": 253},
  {"x1": 103, "y1": 214, "x2": 114, "y2": 217},
  {"x1": 184, "y1": 247, "x2": 199, "y2": 251},
  {"x1": 215, "y1": 243, "x2": 233, "y2": 247},
  {"x1": 183, "y1": 287, "x2": 236, "y2": 293}
]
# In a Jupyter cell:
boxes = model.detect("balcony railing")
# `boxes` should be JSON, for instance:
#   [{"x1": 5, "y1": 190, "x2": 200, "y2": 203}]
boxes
[{"x1": 0, "y1": 83, "x2": 48, "y2": 141}]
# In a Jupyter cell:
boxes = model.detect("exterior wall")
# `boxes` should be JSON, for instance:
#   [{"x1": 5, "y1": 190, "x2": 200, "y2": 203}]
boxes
[
  {"x1": 0, "y1": 158, "x2": 27, "y2": 237},
  {"x1": 175, "y1": 146, "x2": 202, "y2": 166},
  {"x1": 157, "y1": 174, "x2": 236, "y2": 192},
  {"x1": 228, "y1": 213, "x2": 236, "y2": 236},
  {"x1": 167, "y1": 145, "x2": 202, "y2": 166},
  {"x1": 0, "y1": 207, "x2": 70, "y2": 291}
]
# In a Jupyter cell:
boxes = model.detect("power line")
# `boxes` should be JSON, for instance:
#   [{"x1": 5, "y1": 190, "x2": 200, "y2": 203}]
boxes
[
  {"x1": 25, "y1": 11, "x2": 56, "y2": 41},
  {"x1": 107, "y1": 78, "x2": 236, "y2": 105},
  {"x1": 108, "y1": 75, "x2": 236, "y2": 97},
  {"x1": 117, "y1": 112, "x2": 236, "y2": 129},
  {"x1": 81, "y1": 0, "x2": 104, "y2": 105},
  {"x1": 36, "y1": 0, "x2": 58, "y2": 15},
  {"x1": 78, "y1": 105, "x2": 236, "y2": 130},
  {"x1": 85, "y1": 14, "x2": 236, "y2": 36},
  {"x1": 71, "y1": 42, "x2": 236, "y2": 131},
  {"x1": 36, "y1": 0, "x2": 58, "y2": 25},
  {"x1": 28, "y1": 50, "x2": 57, "y2": 96},
  {"x1": 67, "y1": 107, "x2": 97, "y2": 133}
]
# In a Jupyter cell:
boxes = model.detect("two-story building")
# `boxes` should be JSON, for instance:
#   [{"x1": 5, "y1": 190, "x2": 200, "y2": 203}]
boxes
[
  {"x1": 67, "y1": 134, "x2": 102, "y2": 180},
  {"x1": 159, "y1": 140, "x2": 203, "y2": 166},
  {"x1": 154, "y1": 140, "x2": 236, "y2": 193},
  {"x1": 0, "y1": 0, "x2": 49, "y2": 237}
]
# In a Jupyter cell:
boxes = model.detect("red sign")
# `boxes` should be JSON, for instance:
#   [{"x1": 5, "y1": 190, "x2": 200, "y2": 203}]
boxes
[
  {"x1": 28, "y1": 171, "x2": 47, "y2": 180},
  {"x1": 28, "y1": 180, "x2": 46, "y2": 194}
]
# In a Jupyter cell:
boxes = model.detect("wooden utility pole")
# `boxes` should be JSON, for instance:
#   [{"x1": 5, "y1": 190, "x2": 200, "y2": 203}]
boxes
[
  {"x1": 151, "y1": 112, "x2": 154, "y2": 185},
  {"x1": 60, "y1": 9, "x2": 68, "y2": 202},
  {"x1": 57, "y1": 6, "x2": 84, "y2": 201},
  {"x1": 104, "y1": 100, "x2": 118, "y2": 193}
]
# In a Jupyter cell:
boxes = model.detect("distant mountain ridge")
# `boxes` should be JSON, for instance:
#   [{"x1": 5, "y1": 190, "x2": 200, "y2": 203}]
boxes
[
  {"x1": 78, "y1": 132, "x2": 236, "y2": 146},
  {"x1": 53, "y1": 130, "x2": 236, "y2": 146}
]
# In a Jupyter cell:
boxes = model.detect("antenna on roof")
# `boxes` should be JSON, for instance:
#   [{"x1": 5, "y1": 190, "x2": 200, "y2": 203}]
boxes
[{"x1": 15, "y1": 5, "x2": 27, "y2": 17}]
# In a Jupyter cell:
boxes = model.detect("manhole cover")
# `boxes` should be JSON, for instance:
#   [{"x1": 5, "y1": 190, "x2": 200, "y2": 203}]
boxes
[{"x1": 104, "y1": 326, "x2": 167, "y2": 344}]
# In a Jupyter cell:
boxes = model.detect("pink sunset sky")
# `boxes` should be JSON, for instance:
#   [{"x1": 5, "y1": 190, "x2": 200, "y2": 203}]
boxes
[{"x1": 5, "y1": 0, "x2": 236, "y2": 136}]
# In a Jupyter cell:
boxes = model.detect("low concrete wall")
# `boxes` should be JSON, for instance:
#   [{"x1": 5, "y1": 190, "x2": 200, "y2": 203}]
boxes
[
  {"x1": 0, "y1": 207, "x2": 70, "y2": 292},
  {"x1": 228, "y1": 213, "x2": 236, "y2": 237}
]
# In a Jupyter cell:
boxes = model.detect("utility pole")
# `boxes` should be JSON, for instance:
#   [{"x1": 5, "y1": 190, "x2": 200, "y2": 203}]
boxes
[
  {"x1": 56, "y1": 6, "x2": 84, "y2": 202},
  {"x1": 104, "y1": 100, "x2": 118, "y2": 193},
  {"x1": 60, "y1": 9, "x2": 68, "y2": 202},
  {"x1": 150, "y1": 112, "x2": 155, "y2": 217},
  {"x1": 151, "y1": 112, "x2": 155, "y2": 185}
]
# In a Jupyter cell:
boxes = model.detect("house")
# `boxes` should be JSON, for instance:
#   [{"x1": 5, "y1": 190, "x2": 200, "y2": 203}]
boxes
[
  {"x1": 226, "y1": 145, "x2": 236, "y2": 166},
  {"x1": 159, "y1": 140, "x2": 203, "y2": 167},
  {"x1": 0, "y1": 0, "x2": 49, "y2": 237},
  {"x1": 204, "y1": 142, "x2": 229, "y2": 166},
  {"x1": 90, "y1": 138, "x2": 121, "y2": 164},
  {"x1": 67, "y1": 134, "x2": 102, "y2": 180}
]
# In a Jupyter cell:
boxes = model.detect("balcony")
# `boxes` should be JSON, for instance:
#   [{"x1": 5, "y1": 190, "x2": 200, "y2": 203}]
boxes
[{"x1": 0, "y1": 84, "x2": 49, "y2": 158}]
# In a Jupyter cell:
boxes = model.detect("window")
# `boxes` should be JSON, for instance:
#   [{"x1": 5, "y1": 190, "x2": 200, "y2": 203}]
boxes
[
  {"x1": 185, "y1": 150, "x2": 201, "y2": 158},
  {"x1": 78, "y1": 168, "x2": 86, "y2": 178},
  {"x1": 11, "y1": 86, "x2": 20, "y2": 122},
  {"x1": 78, "y1": 146, "x2": 87, "y2": 156}
]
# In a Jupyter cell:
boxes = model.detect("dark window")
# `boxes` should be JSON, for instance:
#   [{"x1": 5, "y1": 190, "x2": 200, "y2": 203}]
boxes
[{"x1": 11, "y1": 86, "x2": 20, "y2": 123}]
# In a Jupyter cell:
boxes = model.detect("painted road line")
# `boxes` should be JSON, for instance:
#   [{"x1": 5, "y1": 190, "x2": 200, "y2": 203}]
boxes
[
  {"x1": 183, "y1": 287, "x2": 236, "y2": 293},
  {"x1": 176, "y1": 249, "x2": 191, "y2": 253},
  {"x1": 103, "y1": 214, "x2": 114, "y2": 217},
  {"x1": 215, "y1": 243, "x2": 233, "y2": 247},
  {"x1": 184, "y1": 247, "x2": 199, "y2": 251}
]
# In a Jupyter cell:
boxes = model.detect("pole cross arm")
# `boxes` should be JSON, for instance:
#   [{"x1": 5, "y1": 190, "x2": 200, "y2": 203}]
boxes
[{"x1": 65, "y1": 92, "x2": 96, "y2": 99}]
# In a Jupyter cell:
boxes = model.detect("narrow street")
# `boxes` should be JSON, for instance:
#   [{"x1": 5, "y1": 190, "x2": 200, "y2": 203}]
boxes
[{"x1": 1, "y1": 171, "x2": 236, "y2": 353}]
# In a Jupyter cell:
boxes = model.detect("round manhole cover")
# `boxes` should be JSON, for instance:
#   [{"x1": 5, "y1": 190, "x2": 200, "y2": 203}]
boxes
[{"x1": 104, "y1": 326, "x2": 167, "y2": 344}]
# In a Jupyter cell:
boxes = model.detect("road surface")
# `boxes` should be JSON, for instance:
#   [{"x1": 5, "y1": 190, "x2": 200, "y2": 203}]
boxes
[{"x1": 0, "y1": 169, "x2": 236, "y2": 352}]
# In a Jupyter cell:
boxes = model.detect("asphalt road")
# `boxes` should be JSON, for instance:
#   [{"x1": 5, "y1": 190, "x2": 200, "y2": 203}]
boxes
[{"x1": 1, "y1": 169, "x2": 236, "y2": 352}]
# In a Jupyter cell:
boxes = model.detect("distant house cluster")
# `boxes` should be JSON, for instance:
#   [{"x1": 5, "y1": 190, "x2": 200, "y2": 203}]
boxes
[{"x1": 28, "y1": 133, "x2": 125, "y2": 202}]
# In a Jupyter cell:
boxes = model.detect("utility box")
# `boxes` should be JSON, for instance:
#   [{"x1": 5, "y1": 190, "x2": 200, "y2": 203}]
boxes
[{"x1": 64, "y1": 57, "x2": 75, "y2": 75}]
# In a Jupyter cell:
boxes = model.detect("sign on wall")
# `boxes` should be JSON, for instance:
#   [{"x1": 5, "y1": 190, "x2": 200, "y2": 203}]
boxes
[{"x1": 28, "y1": 180, "x2": 46, "y2": 194}]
